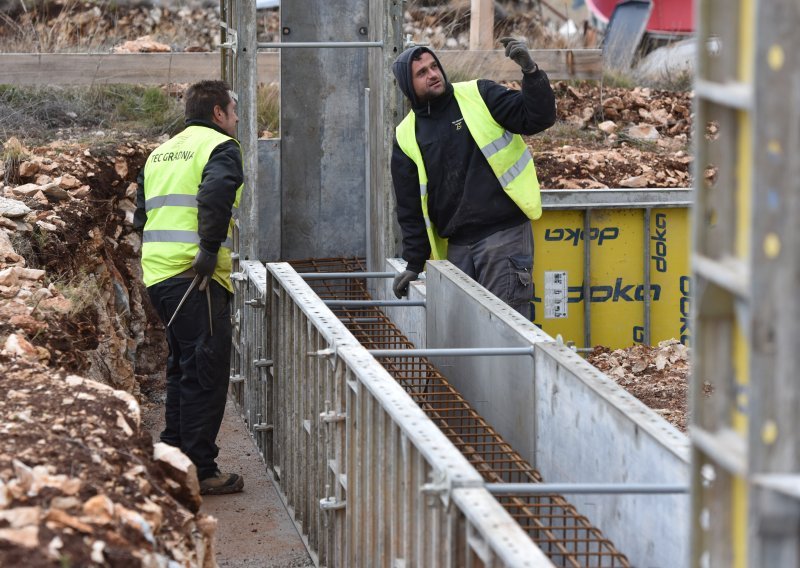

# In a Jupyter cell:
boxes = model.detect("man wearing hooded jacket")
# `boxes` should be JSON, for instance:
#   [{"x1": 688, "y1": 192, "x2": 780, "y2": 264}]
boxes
[{"x1": 390, "y1": 39, "x2": 556, "y2": 318}]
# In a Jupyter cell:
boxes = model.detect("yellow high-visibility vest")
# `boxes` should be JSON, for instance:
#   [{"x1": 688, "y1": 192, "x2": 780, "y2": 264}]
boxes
[
  {"x1": 396, "y1": 80, "x2": 542, "y2": 260},
  {"x1": 141, "y1": 125, "x2": 242, "y2": 292}
]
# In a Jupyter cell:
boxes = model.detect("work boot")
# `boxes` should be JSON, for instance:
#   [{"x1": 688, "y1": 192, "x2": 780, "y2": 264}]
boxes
[{"x1": 199, "y1": 470, "x2": 244, "y2": 495}]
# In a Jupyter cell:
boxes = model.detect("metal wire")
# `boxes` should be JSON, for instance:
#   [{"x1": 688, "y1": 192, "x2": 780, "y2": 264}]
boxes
[{"x1": 290, "y1": 257, "x2": 631, "y2": 568}]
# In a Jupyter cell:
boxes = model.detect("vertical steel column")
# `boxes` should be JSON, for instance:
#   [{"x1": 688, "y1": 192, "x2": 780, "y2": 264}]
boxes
[
  {"x1": 226, "y1": 0, "x2": 259, "y2": 262},
  {"x1": 748, "y1": 0, "x2": 800, "y2": 564},
  {"x1": 582, "y1": 208, "x2": 592, "y2": 348},
  {"x1": 643, "y1": 207, "x2": 652, "y2": 345},
  {"x1": 279, "y1": 1, "x2": 369, "y2": 259},
  {"x1": 689, "y1": 0, "x2": 800, "y2": 566},
  {"x1": 366, "y1": 0, "x2": 404, "y2": 274}
]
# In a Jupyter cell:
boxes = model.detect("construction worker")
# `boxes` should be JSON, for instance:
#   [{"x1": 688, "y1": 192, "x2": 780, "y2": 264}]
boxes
[
  {"x1": 391, "y1": 39, "x2": 556, "y2": 318},
  {"x1": 134, "y1": 80, "x2": 244, "y2": 495}
]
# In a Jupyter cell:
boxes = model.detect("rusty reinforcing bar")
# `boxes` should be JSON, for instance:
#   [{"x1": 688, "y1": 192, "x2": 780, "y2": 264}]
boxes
[{"x1": 290, "y1": 257, "x2": 630, "y2": 568}]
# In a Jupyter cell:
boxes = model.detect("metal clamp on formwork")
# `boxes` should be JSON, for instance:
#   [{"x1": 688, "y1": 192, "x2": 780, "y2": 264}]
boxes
[
  {"x1": 245, "y1": 298, "x2": 264, "y2": 308},
  {"x1": 308, "y1": 347, "x2": 336, "y2": 359},
  {"x1": 229, "y1": 374, "x2": 244, "y2": 384},
  {"x1": 319, "y1": 497, "x2": 346, "y2": 511},
  {"x1": 320, "y1": 401, "x2": 346, "y2": 424},
  {"x1": 253, "y1": 358, "x2": 273, "y2": 368},
  {"x1": 420, "y1": 470, "x2": 454, "y2": 507},
  {"x1": 319, "y1": 484, "x2": 346, "y2": 511},
  {"x1": 404, "y1": 33, "x2": 429, "y2": 49},
  {"x1": 220, "y1": 22, "x2": 238, "y2": 51},
  {"x1": 253, "y1": 423, "x2": 273, "y2": 432},
  {"x1": 230, "y1": 272, "x2": 247, "y2": 282}
]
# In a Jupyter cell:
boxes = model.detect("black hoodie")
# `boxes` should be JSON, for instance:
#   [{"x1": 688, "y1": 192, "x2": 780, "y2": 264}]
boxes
[{"x1": 391, "y1": 46, "x2": 556, "y2": 274}]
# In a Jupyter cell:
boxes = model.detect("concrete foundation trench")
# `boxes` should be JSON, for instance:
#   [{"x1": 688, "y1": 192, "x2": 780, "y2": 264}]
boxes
[
  {"x1": 228, "y1": 256, "x2": 690, "y2": 567},
  {"x1": 291, "y1": 257, "x2": 627, "y2": 567}
]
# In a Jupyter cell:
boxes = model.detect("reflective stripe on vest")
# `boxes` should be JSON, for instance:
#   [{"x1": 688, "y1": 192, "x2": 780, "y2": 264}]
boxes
[
  {"x1": 141, "y1": 125, "x2": 242, "y2": 292},
  {"x1": 396, "y1": 80, "x2": 542, "y2": 260}
]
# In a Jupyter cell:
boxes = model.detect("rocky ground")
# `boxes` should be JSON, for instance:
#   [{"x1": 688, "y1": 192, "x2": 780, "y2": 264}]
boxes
[
  {"x1": 0, "y1": 360, "x2": 214, "y2": 567},
  {"x1": 0, "y1": 1, "x2": 693, "y2": 565},
  {"x1": 586, "y1": 340, "x2": 690, "y2": 432}
]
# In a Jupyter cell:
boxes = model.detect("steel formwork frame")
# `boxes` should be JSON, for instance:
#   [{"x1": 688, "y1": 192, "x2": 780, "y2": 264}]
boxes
[
  {"x1": 220, "y1": 0, "x2": 402, "y2": 264},
  {"x1": 294, "y1": 259, "x2": 630, "y2": 567},
  {"x1": 231, "y1": 260, "x2": 553, "y2": 567},
  {"x1": 691, "y1": 0, "x2": 800, "y2": 566},
  {"x1": 230, "y1": 258, "x2": 641, "y2": 566}
]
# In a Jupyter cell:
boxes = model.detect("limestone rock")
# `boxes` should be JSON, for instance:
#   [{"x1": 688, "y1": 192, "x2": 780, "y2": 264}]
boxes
[
  {"x1": 0, "y1": 197, "x2": 31, "y2": 219},
  {"x1": 153, "y1": 443, "x2": 202, "y2": 513}
]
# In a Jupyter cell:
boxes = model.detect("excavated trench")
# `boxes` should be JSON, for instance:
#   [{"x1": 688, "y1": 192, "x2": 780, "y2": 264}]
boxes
[
  {"x1": 289, "y1": 257, "x2": 630, "y2": 568},
  {"x1": 5, "y1": 144, "x2": 676, "y2": 565},
  {"x1": 10, "y1": 141, "x2": 168, "y2": 405}
]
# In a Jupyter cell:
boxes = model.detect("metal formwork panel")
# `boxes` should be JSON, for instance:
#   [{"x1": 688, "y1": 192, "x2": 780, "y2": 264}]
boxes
[
  {"x1": 691, "y1": 0, "x2": 755, "y2": 561},
  {"x1": 534, "y1": 189, "x2": 691, "y2": 350},
  {"x1": 280, "y1": 0, "x2": 369, "y2": 259},
  {"x1": 296, "y1": 259, "x2": 634, "y2": 567},
  {"x1": 231, "y1": 261, "x2": 271, "y2": 457},
  {"x1": 692, "y1": 0, "x2": 800, "y2": 566},
  {"x1": 250, "y1": 262, "x2": 551, "y2": 567},
  {"x1": 748, "y1": 0, "x2": 800, "y2": 565}
]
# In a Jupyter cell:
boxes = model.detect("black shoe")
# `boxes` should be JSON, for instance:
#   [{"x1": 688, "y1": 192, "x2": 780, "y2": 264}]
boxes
[{"x1": 199, "y1": 470, "x2": 244, "y2": 495}]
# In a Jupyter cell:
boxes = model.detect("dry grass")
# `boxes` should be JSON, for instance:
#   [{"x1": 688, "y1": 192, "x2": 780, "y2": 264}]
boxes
[
  {"x1": 257, "y1": 82, "x2": 280, "y2": 137},
  {"x1": 0, "y1": 84, "x2": 184, "y2": 143}
]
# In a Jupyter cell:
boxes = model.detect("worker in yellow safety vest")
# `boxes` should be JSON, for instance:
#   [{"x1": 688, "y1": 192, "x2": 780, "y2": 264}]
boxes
[
  {"x1": 134, "y1": 80, "x2": 244, "y2": 495},
  {"x1": 391, "y1": 39, "x2": 556, "y2": 319}
]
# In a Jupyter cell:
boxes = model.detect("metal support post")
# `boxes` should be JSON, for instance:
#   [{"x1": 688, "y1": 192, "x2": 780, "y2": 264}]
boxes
[
  {"x1": 299, "y1": 271, "x2": 395, "y2": 279},
  {"x1": 486, "y1": 483, "x2": 690, "y2": 495},
  {"x1": 323, "y1": 299, "x2": 425, "y2": 307},
  {"x1": 367, "y1": 347, "x2": 536, "y2": 358},
  {"x1": 258, "y1": 41, "x2": 384, "y2": 49}
]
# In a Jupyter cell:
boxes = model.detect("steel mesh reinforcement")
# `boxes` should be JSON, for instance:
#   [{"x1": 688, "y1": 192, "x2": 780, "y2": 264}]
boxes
[{"x1": 289, "y1": 258, "x2": 630, "y2": 568}]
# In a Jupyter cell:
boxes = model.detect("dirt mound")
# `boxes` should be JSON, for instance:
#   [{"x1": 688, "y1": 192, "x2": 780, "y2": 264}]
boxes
[
  {"x1": 587, "y1": 340, "x2": 690, "y2": 431},
  {"x1": 1, "y1": 135, "x2": 164, "y2": 390},
  {"x1": 530, "y1": 83, "x2": 692, "y2": 189},
  {"x1": 0, "y1": 358, "x2": 214, "y2": 567}
]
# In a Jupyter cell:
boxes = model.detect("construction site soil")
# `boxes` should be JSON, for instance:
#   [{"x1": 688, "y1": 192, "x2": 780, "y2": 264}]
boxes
[{"x1": 0, "y1": 2, "x2": 692, "y2": 565}]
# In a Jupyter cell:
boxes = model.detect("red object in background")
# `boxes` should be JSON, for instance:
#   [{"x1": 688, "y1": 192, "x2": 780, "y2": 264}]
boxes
[{"x1": 586, "y1": 0, "x2": 694, "y2": 34}]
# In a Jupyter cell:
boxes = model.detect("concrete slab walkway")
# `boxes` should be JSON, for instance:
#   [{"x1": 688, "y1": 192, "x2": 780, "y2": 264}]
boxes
[{"x1": 146, "y1": 397, "x2": 312, "y2": 568}]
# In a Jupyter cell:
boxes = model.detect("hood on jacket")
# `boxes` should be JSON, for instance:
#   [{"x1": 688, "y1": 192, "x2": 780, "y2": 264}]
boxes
[{"x1": 392, "y1": 46, "x2": 450, "y2": 110}]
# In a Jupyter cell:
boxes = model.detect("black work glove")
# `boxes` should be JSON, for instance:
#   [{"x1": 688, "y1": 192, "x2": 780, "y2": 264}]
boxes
[
  {"x1": 393, "y1": 270, "x2": 419, "y2": 299},
  {"x1": 192, "y1": 246, "x2": 218, "y2": 291},
  {"x1": 499, "y1": 37, "x2": 538, "y2": 74}
]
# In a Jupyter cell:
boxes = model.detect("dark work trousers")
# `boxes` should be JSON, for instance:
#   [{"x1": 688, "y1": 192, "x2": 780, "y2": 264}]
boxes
[
  {"x1": 147, "y1": 276, "x2": 232, "y2": 480},
  {"x1": 446, "y1": 221, "x2": 534, "y2": 319}
]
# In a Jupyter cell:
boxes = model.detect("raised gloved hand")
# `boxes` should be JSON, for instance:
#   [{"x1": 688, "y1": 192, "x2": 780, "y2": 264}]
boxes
[
  {"x1": 192, "y1": 246, "x2": 218, "y2": 291},
  {"x1": 393, "y1": 270, "x2": 419, "y2": 299},
  {"x1": 499, "y1": 37, "x2": 538, "y2": 74}
]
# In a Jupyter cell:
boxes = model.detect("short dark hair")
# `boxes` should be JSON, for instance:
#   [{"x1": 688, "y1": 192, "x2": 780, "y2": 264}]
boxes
[
  {"x1": 411, "y1": 50, "x2": 426, "y2": 62},
  {"x1": 184, "y1": 80, "x2": 233, "y2": 122}
]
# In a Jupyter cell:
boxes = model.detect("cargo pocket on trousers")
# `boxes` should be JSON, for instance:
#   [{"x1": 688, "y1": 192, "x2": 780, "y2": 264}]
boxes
[
  {"x1": 508, "y1": 254, "x2": 533, "y2": 307},
  {"x1": 196, "y1": 342, "x2": 215, "y2": 391}
]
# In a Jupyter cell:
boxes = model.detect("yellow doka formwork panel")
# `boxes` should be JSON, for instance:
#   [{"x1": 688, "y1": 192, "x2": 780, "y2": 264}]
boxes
[{"x1": 531, "y1": 207, "x2": 690, "y2": 349}]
